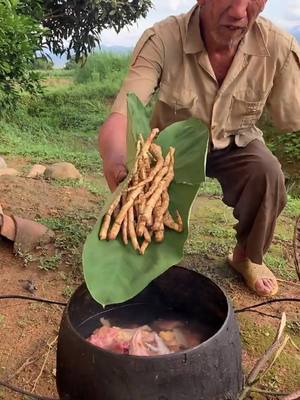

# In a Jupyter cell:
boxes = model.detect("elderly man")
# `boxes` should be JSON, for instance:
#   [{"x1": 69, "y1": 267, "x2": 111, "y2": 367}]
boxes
[{"x1": 99, "y1": 0, "x2": 300, "y2": 296}]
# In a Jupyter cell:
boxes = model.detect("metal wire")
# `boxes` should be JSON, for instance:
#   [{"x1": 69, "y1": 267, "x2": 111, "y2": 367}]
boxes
[{"x1": 0, "y1": 379, "x2": 59, "y2": 400}]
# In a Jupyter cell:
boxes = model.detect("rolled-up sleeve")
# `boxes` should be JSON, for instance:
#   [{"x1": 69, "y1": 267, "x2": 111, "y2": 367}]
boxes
[
  {"x1": 111, "y1": 28, "x2": 164, "y2": 116},
  {"x1": 267, "y1": 38, "x2": 300, "y2": 132}
]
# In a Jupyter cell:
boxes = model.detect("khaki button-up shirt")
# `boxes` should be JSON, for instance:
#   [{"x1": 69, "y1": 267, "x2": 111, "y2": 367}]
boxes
[{"x1": 112, "y1": 5, "x2": 300, "y2": 149}]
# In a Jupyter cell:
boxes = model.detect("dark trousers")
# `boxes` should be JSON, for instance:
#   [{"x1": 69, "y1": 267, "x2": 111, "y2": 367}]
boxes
[{"x1": 206, "y1": 139, "x2": 287, "y2": 264}]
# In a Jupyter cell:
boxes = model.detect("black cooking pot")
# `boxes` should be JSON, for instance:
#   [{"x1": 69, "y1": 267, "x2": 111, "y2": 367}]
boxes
[{"x1": 56, "y1": 266, "x2": 244, "y2": 400}]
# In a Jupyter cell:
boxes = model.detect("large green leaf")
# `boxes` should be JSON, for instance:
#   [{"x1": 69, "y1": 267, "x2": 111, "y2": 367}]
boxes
[{"x1": 83, "y1": 94, "x2": 209, "y2": 306}]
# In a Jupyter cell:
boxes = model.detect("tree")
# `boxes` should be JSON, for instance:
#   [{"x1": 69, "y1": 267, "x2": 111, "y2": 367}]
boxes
[
  {"x1": 32, "y1": 57, "x2": 54, "y2": 70},
  {"x1": 22, "y1": 0, "x2": 153, "y2": 61},
  {"x1": 0, "y1": 0, "x2": 153, "y2": 109},
  {"x1": 0, "y1": 0, "x2": 44, "y2": 109}
]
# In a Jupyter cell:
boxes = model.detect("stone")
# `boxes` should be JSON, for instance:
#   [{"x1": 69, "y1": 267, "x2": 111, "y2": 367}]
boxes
[
  {"x1": 27, "y1": 164, "x2": 46, "y2": 178},
  {"x1": 44, "y1": 162, "x2": 82, "y2": 180},
  {"x1": 0, "y1": 168, "x2": 19, "y2": 177},
  {"x1": 0, "y1": 157, "x2": 7, "y2": 169}
]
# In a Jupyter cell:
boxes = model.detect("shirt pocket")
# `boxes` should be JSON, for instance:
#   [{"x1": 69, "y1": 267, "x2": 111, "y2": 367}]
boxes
[
  {"x1": 226, "y1": 95, "x2": 265, "y2": 132},
  {"x1": 159, "y1": 81, "x2": 197, "y2": 114}
]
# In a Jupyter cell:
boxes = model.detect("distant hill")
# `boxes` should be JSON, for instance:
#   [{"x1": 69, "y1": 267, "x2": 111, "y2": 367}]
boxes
[{"x1": 47, "y1": 45, "x2": 132, "y2": 68}]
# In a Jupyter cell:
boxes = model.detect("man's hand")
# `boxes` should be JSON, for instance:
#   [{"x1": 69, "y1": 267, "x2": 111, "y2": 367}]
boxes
[
  {"x1": 103, "y1": 157, "x2": 128, "y2": 192},
  {"x1": 99, "y1": 113, "x2": 128, "y2": 192}
]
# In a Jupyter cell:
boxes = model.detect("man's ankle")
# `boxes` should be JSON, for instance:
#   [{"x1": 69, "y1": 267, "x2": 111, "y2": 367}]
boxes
[{"x1": 232, "y1": 245, "x2": 247, "y2": 263}]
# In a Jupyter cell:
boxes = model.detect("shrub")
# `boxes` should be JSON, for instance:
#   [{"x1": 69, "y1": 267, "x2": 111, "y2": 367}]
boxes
[
  {"x1": 0, "y1": 0, "x2": 43, "y2": 111},
  {"x1": 74, "y1": 52, "x2": 130, "y2": 85}
]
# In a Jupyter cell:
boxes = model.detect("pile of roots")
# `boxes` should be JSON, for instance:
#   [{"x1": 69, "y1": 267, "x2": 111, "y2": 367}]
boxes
[{"x1": 99, "y1": 129, "x2": 183, "y2": 254}]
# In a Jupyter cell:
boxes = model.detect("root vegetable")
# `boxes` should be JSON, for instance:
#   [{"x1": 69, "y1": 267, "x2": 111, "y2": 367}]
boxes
[
  {"x1": 121, "y1": 195, "x2": 128, "y2": 245},
  {"x1": 142, "y1": 148, "x2": 175, "y2": 226},
  {"x1": 143, "y1": 227, "x2": 152, "y2": 243},
  {"x1": 128, "y1": 206, "x2": 140, "y2": 251},
  {"x1": 108, "y1": 186, "x2": 144, "y2": 240},
  {"x1": 153, "y1": 190, "x2": 170, "y2": 231},
  {"x1": 154, "y1": 223, "x2": 164, "y2": 243},
  {"x1": 99, "y1": 194, "x2": 122, "y2": 240},
  {"x1": 163, "y1": 210, "x2": 183, "y2": 232},
  {"x1": 99, "y1": 129, "x2": 183, "y2": 254}
]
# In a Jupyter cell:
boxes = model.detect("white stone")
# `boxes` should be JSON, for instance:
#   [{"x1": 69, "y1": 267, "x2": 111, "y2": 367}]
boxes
[
  {"x1": 0, "y1": 157, "x2": 7, "y2": 169},
  {"x1": 0, "y1": 168, "x2": 19, "y2": 177},
  {"x1": 27, "y1": 164, "x2": 46, "y2": 178},
  {"x1": 44, "y1": 162, "x2": 82, "y2": 180}
]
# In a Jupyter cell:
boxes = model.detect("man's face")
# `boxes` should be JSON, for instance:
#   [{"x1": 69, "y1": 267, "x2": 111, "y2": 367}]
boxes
[{"x1": 197, "y1": 0, "x2": 267, "y2": 47}]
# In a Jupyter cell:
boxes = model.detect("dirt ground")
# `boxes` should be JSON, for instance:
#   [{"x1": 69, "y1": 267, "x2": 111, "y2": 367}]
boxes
[{"x1": 0, "y1": 158, "x2": 299, "y2": 400}]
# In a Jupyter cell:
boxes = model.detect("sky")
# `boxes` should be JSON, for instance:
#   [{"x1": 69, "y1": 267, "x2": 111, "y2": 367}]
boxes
[{"x1": 101, "y1": 0, "x2": 300, "y2": 47}]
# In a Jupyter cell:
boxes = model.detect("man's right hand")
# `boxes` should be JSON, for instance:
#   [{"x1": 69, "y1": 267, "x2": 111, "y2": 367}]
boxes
[
  {"x1": 103, "y1": 157, "x2": 128, "y2": 192},
  {"x1": 99, "y1": 113, "x2": 128, "y2": 192}
]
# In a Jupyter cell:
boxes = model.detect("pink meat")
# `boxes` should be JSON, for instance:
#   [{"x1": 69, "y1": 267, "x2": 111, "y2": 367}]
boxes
[{"x1": 88, "y1": 326, "x2": 134, "y2": 354}]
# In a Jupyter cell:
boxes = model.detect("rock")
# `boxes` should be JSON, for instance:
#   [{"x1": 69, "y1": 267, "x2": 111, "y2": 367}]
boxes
[
  {"x1": 0, "y1": 157, "x2": 7, "y2": 169},
  {"x1": 44, "y1": 162, "x2": 82, "y2": 180},
  {"x1": 27, "y1": 164, "x2": 46, "y2": 178},
  {"x1": 0, "y1": 168, "x2": 19, "y2": 177}
]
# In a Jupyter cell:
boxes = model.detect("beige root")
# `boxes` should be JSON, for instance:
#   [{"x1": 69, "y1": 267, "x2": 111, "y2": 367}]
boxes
[
  {"x1": 136, "y1": 149, "x2": 174, "y2": 236},
  {"x1": 143, "y1": 148, "x2": 175, "y2": 225},
  {"x1": 127, "y1": 144, "x2": 164, "y2": 193},
  {"x1": 143, "y1": 227, "x2": 152, "y2": 243},
  {"x1": 127, "y1": 206, "x2": 140, "y2": 251},
  {"x1": 139, "y1": 236, "x2": 152, "y2": 255},
  {"x1": 140, "y1": 128, "x2": 159, "y2": 156},
  {"x1": 144, "y1": 149, "x2": 172, "y2": 199},
  {"x1": 121, "y1": 195, "x2": 128, "y2": 245},
  {"x1": 154, "y1": 223, "x2": 165, "y2": 243},
  {"x1": 99, "y1": 194, "x2": 122, "y2": 240},
  {"x1": 153, "y1": 190, "x2": 170, "y2": 231},
  {"x1": 108, "y1": 185, "x2": 144, "y2": 240},
  {"x1": 163, "y1": 210, "x2": 183, "y2": 232}
]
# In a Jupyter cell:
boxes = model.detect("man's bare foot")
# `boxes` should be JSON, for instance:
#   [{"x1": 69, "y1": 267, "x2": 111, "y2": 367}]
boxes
[
  {"x1": 0, "y1": 211, "x2": 54, "y2": 253},
  {"x1": 231, "y1": 246, "x2": 278, "y2": 296},
  {"x1": 0, "y1": 214, "x2": 16, "y2": 241}
]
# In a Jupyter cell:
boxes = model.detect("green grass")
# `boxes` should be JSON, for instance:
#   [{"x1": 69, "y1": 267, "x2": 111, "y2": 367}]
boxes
[
  {"x1": 39, "y1": 213, "x2": 98, "y2": 273},
  {"x1": 38, "y1": 254, "x2": 62, "y2": 271},
  {"x1": 283, "y1": 195, "x2": 300, "y2": 218},
  {"x1": 0, "y1": 53, "x2": 130, "y2": 173},
  {"x1": 73, "y1": 52, "x2": 130, "y2": 85},
  {"x1": 198, "y1": 178, "x2": 222, "y2": 197}
]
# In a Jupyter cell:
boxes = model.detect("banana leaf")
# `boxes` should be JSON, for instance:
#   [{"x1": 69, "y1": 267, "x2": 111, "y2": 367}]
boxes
[{"x1": 83, "y1": 93, "x2": 209, "y2": 306}]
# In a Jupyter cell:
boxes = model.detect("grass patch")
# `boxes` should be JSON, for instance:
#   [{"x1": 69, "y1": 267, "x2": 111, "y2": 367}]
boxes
[
  {"x1": 283, "y1": 196, "x2": 300, "y2": 218},
  {"x1": 39, "y1": 213, "x2": 97, "y2": 273},
  {"x1": 38, "y1": 254, "x2": 62, "y2": 271},
  {"x1": 198, "y1": 178, "x2": 222, "y2": 197},
  {"x1": 0, "y1": 53, "x2": 130, "y2": 173}
]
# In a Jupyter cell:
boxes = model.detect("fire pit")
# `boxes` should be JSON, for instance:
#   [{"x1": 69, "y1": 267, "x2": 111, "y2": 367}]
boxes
[{"x1": 56, "y1": 266, "x2": 243, "y2": 400}]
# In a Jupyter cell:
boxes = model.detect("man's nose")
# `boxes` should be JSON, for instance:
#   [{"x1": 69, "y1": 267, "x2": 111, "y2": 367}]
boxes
[{"x1": 228, "y1": 0, "x2": 248, "y2": 19}]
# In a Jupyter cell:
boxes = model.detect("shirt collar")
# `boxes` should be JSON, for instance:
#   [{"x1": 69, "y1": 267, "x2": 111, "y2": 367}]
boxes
[
  {"x1": 183, "y1": 5, "x2": 205, "y2": 54},
  {"x1": 183, "y1": 6, "x2": 270, "y2": 57},
  {"x1": 241, "y1": 18, "x2": 270, "y2": 56}
]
